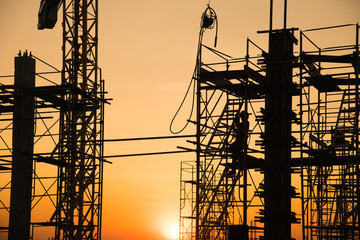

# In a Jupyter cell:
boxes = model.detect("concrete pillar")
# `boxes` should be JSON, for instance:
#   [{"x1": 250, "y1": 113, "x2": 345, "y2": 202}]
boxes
[
  {"x1": 9, "y1": 54, "x2": 35, "y2": 240},
  {"x1": 264, "y1": 31, "x2": 295, "y2": 240}
]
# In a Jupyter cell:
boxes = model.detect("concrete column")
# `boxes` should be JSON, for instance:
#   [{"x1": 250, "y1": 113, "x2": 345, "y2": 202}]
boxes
[
  {"x1": 9, "y1": 54, "x2": 35, "y2": 240},
  {"x1": 264, "y1": 31, "x2": 295, "y2": 240}
]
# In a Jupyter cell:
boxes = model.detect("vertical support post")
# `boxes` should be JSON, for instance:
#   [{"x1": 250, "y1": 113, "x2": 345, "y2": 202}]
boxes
[
  {"x1": 243, "y1": 38, "x2": 250, "y2": 226},
  {"x1": 195, "y1": 43, "x2": 202, "y2": 240},
  {"x1": 353, "y1": 25, "x2": 360, "y2": 236},
  {"x1": 9, "y1": 54, "x2": 35, "y2": 240},
  {"x1": 283, "y1": 0, "x2": 287, "y2": 29},
  {"x1": 269, "y1": 0, "x2": 273, "y2": 32},
  {"x1": 299, "y1": 31, "x2": 307, "y2": 240},
  {"x1": 264, "y1": 30, "x2": 295, "y2": 240},
  {"x1": 98, "y1": 69, "x2": 104, "y2": 238}
]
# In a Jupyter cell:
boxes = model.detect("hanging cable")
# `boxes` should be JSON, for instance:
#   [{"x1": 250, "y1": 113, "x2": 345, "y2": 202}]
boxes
[
  {"x1": 201, "y1": 4, "x2": 218, "y2": 47},
  {"x1": 169, "y1": 75, "x2": 195, "y2": 134},
  {"x1": 169, "y1": 4, "x2": 219, "y2": 134}
]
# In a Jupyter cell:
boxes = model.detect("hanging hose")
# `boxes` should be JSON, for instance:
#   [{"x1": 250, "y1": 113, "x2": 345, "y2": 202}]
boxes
[{"x1": 169, "y1": 5, "x2": 219, "y2": 134}]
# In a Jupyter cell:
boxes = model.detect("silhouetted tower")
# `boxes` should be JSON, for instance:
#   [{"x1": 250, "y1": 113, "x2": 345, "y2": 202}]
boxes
[
  {"x1": 0, "y1": 0, "x2": 105, "y2": 239},
  {"x1": 51, "y1": 0, "x2": 104, "y2": 238}
]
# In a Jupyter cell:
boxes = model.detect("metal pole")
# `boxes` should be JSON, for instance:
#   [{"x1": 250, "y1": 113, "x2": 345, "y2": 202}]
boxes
[
  {"x1": 299, "y1": 31, "x2": 307, "y2": 240},
  {"x1": 355, "y1": 23, "x2": 359, "y2": 232},
  {"x1": 243, "y1": 38, "x2": 250, "y2": 227},
  {"x1": 270, "y1": 0, "x2": 273, "y2": 32},
  {"x1": 284, "y1": 0, "x2": 287, "y2": 29},
  {"x1": 195, "y1": 42, "x2": 202, "y2": 240}
]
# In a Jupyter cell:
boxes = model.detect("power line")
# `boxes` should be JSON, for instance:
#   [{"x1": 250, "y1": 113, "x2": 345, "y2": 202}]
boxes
[
  {"x1": 103, "y1": 134, "x2": 197, "y2": 142},
  {"x1": 104, "y1": 150, "x2": 191, "y2": 158}
]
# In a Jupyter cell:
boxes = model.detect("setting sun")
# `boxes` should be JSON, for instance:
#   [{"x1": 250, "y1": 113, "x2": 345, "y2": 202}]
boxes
[
  {"x1": 0, "y1": 1, "x2": 359, "y2": 240},
  {"x1": 168, "y1": 225, "x2": 179, "y2": 239}
]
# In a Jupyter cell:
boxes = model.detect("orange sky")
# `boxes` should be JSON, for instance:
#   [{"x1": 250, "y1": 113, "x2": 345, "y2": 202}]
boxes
[{"x1": 0, "y1": 1, "x2": 360, "y2": 240}]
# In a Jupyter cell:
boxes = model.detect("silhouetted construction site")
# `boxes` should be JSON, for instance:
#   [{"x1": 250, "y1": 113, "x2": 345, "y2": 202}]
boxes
[
  {"x1": 0, "y1": 0, "x2": 359, "y2": 240},
  {"x1": 179, "y1": 2, "x2": 360, "y2": 240}
]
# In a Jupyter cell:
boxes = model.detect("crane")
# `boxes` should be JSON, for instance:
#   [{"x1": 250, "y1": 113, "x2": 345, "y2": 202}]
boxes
[{"x1": 7, "y1": 0, "x2": 105, "y2": 239}]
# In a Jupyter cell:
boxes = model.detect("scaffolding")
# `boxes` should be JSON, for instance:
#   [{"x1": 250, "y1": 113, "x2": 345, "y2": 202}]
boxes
[
  {"x1": 0, "y1": 0, "x2": 107, "y2": 239},
  {"x1": 180, "y1": 35, "x2": 268, "y2": 239},
  {"x1": 299, "y1": 24, "x2": 360, "y2": 239},
  {"x1": 52, "y1": 0, "x2": 105, "y2": 238},
  {"x1": 179, "y1": 20, "x2": 360, "y2": 240}
]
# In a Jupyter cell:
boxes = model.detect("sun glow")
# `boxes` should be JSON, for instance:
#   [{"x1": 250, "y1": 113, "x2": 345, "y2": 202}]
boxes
[{"x1": 168, "y1": 225, "x2": 179, "y2": 239}]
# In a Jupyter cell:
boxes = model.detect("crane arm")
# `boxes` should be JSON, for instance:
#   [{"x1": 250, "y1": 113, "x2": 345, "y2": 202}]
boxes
[{"x1": 38, "y1": 0, "x2": 62, "y2": 30}]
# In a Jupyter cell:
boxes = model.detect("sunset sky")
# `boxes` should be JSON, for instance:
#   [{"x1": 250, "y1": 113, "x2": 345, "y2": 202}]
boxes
[{"x1": 0, "y1": 1, "x2": 360, "y2": 239}]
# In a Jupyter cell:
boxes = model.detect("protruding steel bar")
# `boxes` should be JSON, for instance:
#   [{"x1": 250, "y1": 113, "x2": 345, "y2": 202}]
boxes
[
  {"x1": 269, "y1": 0, "x2": 273, "y2": 32},
  {"x1": 284, "y1": 0, "x2": 287, "y2": 29}
]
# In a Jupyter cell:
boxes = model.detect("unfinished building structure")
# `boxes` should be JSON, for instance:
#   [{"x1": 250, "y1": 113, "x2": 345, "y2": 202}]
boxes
[
  {"x1": 179, "y1": 5, "x2": 360, "y2": 240},
  {"x1": 0, "y1": 0, "x2": 107, "y2": 239}
]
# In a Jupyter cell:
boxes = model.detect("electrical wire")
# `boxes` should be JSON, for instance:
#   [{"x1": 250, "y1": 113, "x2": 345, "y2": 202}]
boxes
[
  {"x1": 169, "y1": 5, "x2": 218, "y2": 134},
  {"x1": 169, "y1": 29, "x2": 204, "y2": 134},
  {"x1": 169, "y1": 68, "x2": 196, "y2": 134}
]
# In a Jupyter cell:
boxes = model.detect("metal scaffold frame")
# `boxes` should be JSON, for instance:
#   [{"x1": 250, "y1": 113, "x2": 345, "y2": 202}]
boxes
[
  {"x1": 299, "y1": 24, "x2": 360, "y2": 239},
  {"x1": 0, "y1": 0, "x2": 107, "y2": 239},
  {"x1": 179, "y1": 17, "x2": 360, "y2": 240},
  {"x1": 180, "y1": 35, "x2": 269, "y2": 239},
  {"x1": 52, "y1": 0, "x2": 105, "y2": 238}
]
